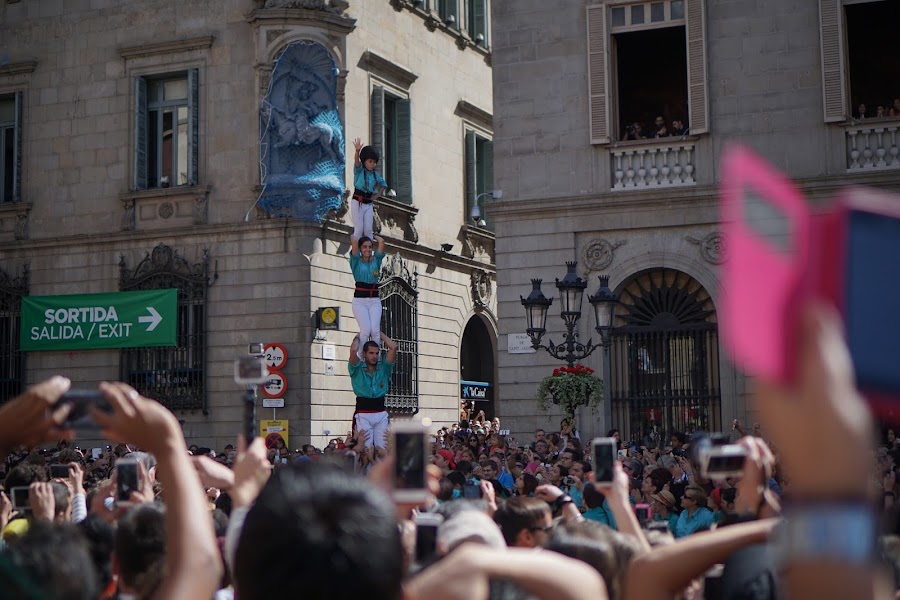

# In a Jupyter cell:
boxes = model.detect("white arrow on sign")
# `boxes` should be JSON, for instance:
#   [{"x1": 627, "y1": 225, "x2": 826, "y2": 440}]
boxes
[{"x1": 138, "y1": 307, "x2": 163, "y2": 332}]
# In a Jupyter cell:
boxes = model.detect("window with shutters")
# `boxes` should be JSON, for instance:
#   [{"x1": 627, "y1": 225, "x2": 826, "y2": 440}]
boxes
[
  {"x1": 371, "y1": 85, "x2": 413, "y2": 204},
  {"x1": 0, "y1": 93, "x2": 23, "y2": 204},
  {"x1": 134, "y1": 70, "x2": 200, "y2": 190},
  {"x1": 437, "y1": 0, "x2": 460, "y2": 28},
  {"x1": 587, "y1": 0, "x2": 708, "y2": 144},
  {"x1": 466, "y1": 0, "x2": 489, "y2": 47},
  {"x1": 465, "y1": 129, "x2": 493, "y2": 230}
]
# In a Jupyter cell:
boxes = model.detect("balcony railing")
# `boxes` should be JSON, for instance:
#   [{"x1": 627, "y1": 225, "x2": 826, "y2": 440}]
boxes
[
  {"x1": 846, "y1": 122, "x2": 900, "y2": 171},
  {"x1": 611, "y1": 139, "x2": 696, "y2": 190}
]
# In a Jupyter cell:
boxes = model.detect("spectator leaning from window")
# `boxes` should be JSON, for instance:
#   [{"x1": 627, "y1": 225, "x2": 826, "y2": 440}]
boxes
[
  {"x1": 622, "y1": 122, "x2": 644, "y2": 141},
  {"x1": 650, "y1": 115, "x2": 669, "y2": 138},
  {"x1": 857, "y1": 103, "x2": 868, "y2": 120},
  {"x1": 671, "y1": 118, "x2": 689, "y2": 136}
]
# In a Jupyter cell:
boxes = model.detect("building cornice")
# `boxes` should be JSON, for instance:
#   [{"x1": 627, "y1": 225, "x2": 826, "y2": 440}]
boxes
[
  {"x1": 359, "y1": 50, "x2": 418, "y2": 89},
  {"x1": 118, "y1": 36, "x2": 215, "y2": 60},
  {"x1": 455, "y1": 100, "x2": 493, "y2": 132},
  {"x1": 0, "y1": 61, "x2": 38, "y2": 77}
]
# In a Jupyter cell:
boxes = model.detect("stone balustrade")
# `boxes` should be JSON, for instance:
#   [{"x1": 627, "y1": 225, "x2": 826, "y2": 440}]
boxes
[
  {"x1": 611, "y1": 139, "x2": 696, "y2": 190},
  {"x1": 846, "y1": 122, "x2": 900, "y2": 171}
]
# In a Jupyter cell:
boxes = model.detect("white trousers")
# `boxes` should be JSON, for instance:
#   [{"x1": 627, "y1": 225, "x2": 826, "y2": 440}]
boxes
[
  {"x1": 352, "y1": 296, "x2": 382, "y2": 349},
  {"x1": 351, "y1": 199, "x2": 374, "y2": 240},
  {"x1": 355, "y1": 411, "x2": 389, "y2": 450}
]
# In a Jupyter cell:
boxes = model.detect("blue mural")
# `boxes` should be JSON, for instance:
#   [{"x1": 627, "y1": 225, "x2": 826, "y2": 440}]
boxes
[{"x1": 258, "y1": 42, "x2": 344, "y2": 221}]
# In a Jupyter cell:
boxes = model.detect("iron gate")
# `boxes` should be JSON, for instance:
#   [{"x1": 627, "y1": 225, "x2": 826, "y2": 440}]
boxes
[{"x1": 610, "y1": 324, "x2": 721, "y2": 445}]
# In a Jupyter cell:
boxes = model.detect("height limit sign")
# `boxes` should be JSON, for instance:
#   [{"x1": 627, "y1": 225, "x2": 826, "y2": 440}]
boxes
[{"x1": 263, "y1": 343, "x2": 287, "y2": 371}]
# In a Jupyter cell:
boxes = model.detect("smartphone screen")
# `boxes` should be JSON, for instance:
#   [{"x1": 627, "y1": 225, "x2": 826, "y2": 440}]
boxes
[
  {"x1": 634, "y1": 503, "x2": 650, "y2": 523},
  {"x1": 10, "y1": 487, "x2": 29, "y2": 511},
  {"x1": 393, "y1": 428, "x2": 426, "y2": 494},
  {"x1": 50, "y1": 464, "x2": 70, "y2": 479},
  {"x1": 116, "y1": 460, "x2": 139, "y2": 502},
  {"x1": 592, "y1": 437, "x2": 616, "y2": 483},
  {"x1": 59, "y1": 390, "x2": 113, "y2": 432},
  {"x1": 415, "y1": 523, "x2": 439, "y2": 563},
  {"x1": 462, "y1": 482, "x2": 482, "y2": 499},
  {"x1": 845, "y1": 208, "x2": 900, "y2": 396}
]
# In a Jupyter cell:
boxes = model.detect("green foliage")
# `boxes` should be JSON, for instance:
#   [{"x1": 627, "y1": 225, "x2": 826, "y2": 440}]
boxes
[{"x1": 535, "y1": 364, "x2": 604, "y2": 422}]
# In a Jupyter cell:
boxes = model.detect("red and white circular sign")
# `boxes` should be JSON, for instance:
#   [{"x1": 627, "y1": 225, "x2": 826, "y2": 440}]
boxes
[
  {"x1": 263, "y1": 343, "x2": 288, "y2": 371},
  {"x1": 261, "y1": 371, "x2": 288, "y2": 398}
]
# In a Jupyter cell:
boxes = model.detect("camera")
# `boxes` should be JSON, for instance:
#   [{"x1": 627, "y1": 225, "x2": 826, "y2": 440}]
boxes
[
  {"x1": 234, "y1": 355, "x2": 269, "y2": 385},
  {"x1": 689, "y1": 432, "x2": 747, "y2": 479},
  {"x1": 564, "y1": 476, "x2": 575, "y2": 486}
]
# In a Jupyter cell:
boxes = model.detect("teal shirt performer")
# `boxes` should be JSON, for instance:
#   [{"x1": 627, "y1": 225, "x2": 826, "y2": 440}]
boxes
[
  {"x1": 349, "y1": 248, "x2": 385, "y2": 285},
  {"x1": 348, "y1": 351, "x2": 394, "y2": 399},
  {"x1": 353, "y1": 163, "x2": 387, "y2": 195},
  {"x1": 348, "y1": 334, "x2": 398, "y2": 452}
]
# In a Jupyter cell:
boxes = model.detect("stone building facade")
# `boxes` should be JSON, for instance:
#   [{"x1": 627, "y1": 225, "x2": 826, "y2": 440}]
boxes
[
  {"x1": 490, "y1": 0, "x2": 900, "y2": 443},
  {"x1": 0, "y1": 0, "x2": 496, "y2": 449}
]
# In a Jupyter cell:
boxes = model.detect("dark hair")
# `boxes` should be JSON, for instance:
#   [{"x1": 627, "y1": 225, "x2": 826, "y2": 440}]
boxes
[
  {"x1": 493, "y1": 497, "x2": 551, "y2": 546},
  {"x1": 671, "y1": 431, "x2": 688, "y2": 445},
  {"x1": 606, "y1": 429, "x2": 620, "y2": 437},
  {"x1": 359, "y1": 145, "x2": 380, "y2": 163},
  {"x1": 357, "y1": 236, "x2": 373, "y2": 248},
  {"x1": 521, "y1": 473, "x2": 539, "y2": 496},
  {"x1": 3, "y1": 521, "x2": 99, "y2": 600},
  {"x1": 447, "y1": 471, "x2": 467, "y2": 488},
  {"x1": 235, "y1": 462, "x2": 403, "y2": 600},
  {"x1": 362, "y1": 340, "x2": 380, "y2": 354},
  {"x1": 562, "y1": 448, "x2": 584, "y2": 462},
  {"x1": 78, "y1": 514, "x2": 116, "y2": 593},
  {"x1": 583, "y1": 483, "x2": 605, "y2": 509},
  {"x1": 51, "y1": 481, "x2": 70, "y2": 518},
  {"x1": 436, "y1": 477, "x2": 454, "y2": 502},
  {"x1": 721, "y1": 487, "x2": 737, "y2": 505},
  {"x1": 455, "y1": 461, "x2": 473, "y2": 477},
  {"x1": 647, "y1": 467, "x2": 673, "y2": 495},
  {"x1": 4, "y1": 462, "x2": 47, "y2": 489},
  {"x1": 576, "y1": 460, "x2": 593, "y2": 474},
  {"x1": 115, "y1": 504, "x2": 167, "y2": 596}
]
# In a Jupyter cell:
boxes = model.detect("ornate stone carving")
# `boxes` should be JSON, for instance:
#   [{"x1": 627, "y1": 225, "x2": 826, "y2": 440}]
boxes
[
  {"x1": 13, "y1": 212, "x2": 27, "y2": 241},
  {"x1": 456, "y1": 35, "x2": 468, "y2": 51},
  {"x1": 122, "y1": 198, "x2": 136, "y2": 231},
  {"x1": 686, "y1": 231, "x2": 727, "y2": 265},
  {"x1": 424, "y1": 14, "x2": 439, "y2": 32},
  {"x1": 263, "y1": 0, "x2": 347, "y2": 14},
  {"x1": 380, "y1": 252, "x2": 418, "y2": 290},
  {"x1": 336, "y1": 69, "x2": 349, "y2": 103},
  {"x1": 265, "y1": 29, "x2": 291, "y2": 46},
  {"x1": 158, "y1": 202, "x2": 174, "y2": 219},
  {"x1": 258, "y1": 68, "x2": 272, "y2": 96},
  {"x1": 461, "y1": 224, "x2": 495, "y2": 263},
  {"x1": 471, "y1": 270, "x2": 492, "y2": 307},
  {"x1": 193, "y1": 191, "x2": 209, "y2": 225},
  {"x1": 582, "y1": 238, "x2": 627, "y2": 272}
]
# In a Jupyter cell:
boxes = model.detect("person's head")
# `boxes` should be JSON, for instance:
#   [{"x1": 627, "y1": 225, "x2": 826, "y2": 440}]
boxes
[
  {"x1": 235, "y1": 462, "x2": 402, "y2": 600},
  {"x1": 479, "y1": 460, "x2": 496, "y2": 481},
  {"x1": 433, "y1": 449, "x2": 455, "y2": 472},
  {"x1": 78, "y1": 514, "x2": 116, "y2": 595},
  {"x1": 534, "y1": 429, "x2": 546, "y2": 442},
  {"x1": 515, "y1": 472, "x2": 539, "y2": 496},
  {"x1": 894, "y1": 98, "x2": 900, "y2": 112},
  {"x1": 545, "y1": 520, "x2": 641, "y2": 600},
  {"x1": 548, "y1": 463, "x2": 568, "y2": 485},
  {"x1": 650, "y1": 490, "x2": 677, "y2": 517},
  {"x1": 606, "y1": 429, "x2": 620, "y2": 444},
  {"x1": 114, "y1": 504, "x2": 167, "y2": 597},
  {"x1": 359, "y1": 145, "x2": 379, "y2": 171},
  {"x1": 493, "y1": 497, "x2": 552, "y2": 548},
  {"x1": 2, "y1": 521, "x2": 99, "y2": 600},
  {"x1": 362, "y1": 340, "x2": 380, "y2": 366},
  {"x1": 644, "y1": 467, "x2": 673, "y2": 496},
  {"x1": 358, "y1": 236, "x2": 374, "y2": 260},
  {"x1": 534, "y1": 440, "x2": 548, "y2": 456},
  {"x1": 655, "y1": 115, "x2": 665, "y2": 128},
  {"x1": 672, "y1": 118, "x2": 684, "y2": 131},
  {"x1": 680, "y1": 485, "x2": 707, "y2": 512},
  {"x1": 455, "y1": 460, "x2": 473, "y2": 478},
  {"x1": 889, "y1": 429, "x2": 897, "y2": 446},
  {"x1": 670, "y1": 432, "x2": 687, "y2": 449},
  {"x1": 558, "y1": 449, "x2": 576, "y2": 469},
  {"x1": 858, "y1": 103, "x2": 867, "y2": 115}
]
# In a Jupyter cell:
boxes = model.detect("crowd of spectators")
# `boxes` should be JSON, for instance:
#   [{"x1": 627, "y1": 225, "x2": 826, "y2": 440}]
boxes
[
  {"x1": 0, "y1": 304, "x2": 898, "y2": 599},
  {"x1": 855, "y1": 98, "x2": 900, "y2": 120},
  {"x1": 622, "y1": 115, "x2": 689, "y2": 141}
]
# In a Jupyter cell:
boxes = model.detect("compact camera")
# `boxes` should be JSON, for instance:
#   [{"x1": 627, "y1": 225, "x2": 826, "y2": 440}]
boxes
[{"x1": 689, "y1": 432, "x2": 747, "y2": 479}]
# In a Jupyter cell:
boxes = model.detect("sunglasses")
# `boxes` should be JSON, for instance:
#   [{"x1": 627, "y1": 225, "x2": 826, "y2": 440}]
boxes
[{"x1": 528, "y1": 524, "x2": 553, "y2": 533}]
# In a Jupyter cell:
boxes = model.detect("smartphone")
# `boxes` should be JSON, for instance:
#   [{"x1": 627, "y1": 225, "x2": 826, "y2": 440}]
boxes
[
  {"x1": 116, "y1": 458, "x2": 139, "y2": 505},
  {"x1": 50, "y1": 464, "x2": 70, "y2": 479},
  {"x1": 592, "y1": 437, "x2": 617, "y2": 484},
  {"x1": 10, "y1": 486, "x2": 29, "y2": 512},
  {"x1": 414, "y1": 512, "x2": 444, "y2": 564},
  {"x1": 91, "y1": 448, "x2": 102, "y2": 460},
  {"x1": 462, "y1": 482, "x2": 483, "y2": 499},
  {"x1": 58, "y1": 390, "x2": 113, "y2": 433},
  {"x1": 634, "y1": 503, "x2": 651, "y2": 523},
  {"x1": 392, "y1": 422, "x2": 428, "y2": 503}
]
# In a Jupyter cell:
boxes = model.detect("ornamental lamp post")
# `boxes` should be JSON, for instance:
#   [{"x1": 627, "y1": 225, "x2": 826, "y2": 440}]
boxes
[
  {"x1": 520, "y1": 278, "x2": 552, "y2": 347},
  {"x1": 588, "y1": 275, "x2": 619, "y2": 348}
]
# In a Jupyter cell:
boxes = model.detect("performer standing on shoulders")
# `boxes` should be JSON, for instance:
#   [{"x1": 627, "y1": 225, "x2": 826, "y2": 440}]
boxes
[
  {"x1": 349, "y1": 233, "x2": 386, "y2": 355},
  {"x1": 349, "y1": 333, "x2": 397, "y2": 456},
  {"x1": 351, "y1": 138, "x2": 387, "y2": 240}
]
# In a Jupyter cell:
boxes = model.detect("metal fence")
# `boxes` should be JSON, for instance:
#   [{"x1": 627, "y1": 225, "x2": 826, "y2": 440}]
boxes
[
  {"x1": 0, "y1": 266, "x2": 27, "y2": 404},
  {"x1": 609, "y1": 324, "x2": 721, "y2": 445},
  {"x1": 380, "y1": 276, "x2": 419, "y2": 415}
]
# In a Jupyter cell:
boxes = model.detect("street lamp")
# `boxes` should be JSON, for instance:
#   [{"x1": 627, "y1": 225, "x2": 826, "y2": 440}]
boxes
[
  {"x1": 520, "y1": 262, "x2": 618, "y2": 367},
  {"x1": 470, "y1": 190, "x2": 503, "y2": 226}
]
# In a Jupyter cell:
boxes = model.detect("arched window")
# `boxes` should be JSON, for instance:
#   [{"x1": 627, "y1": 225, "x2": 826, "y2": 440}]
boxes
[
  {"x1": 119, "y1": 244, "x2": 211, "y2": 413},
  {"x1": 379, "y1": 253, "x2": 419, "y2": 415},
  {"x1": 609, "y1": 268, "x2": 720, "y2": 443}
]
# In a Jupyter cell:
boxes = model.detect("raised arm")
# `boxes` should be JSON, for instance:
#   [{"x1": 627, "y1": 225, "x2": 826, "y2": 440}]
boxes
[
  {"x1": 624, "y1": 519, "x2": 778, "y2": 600},
  {"x1": 349, "y1": 335, "x2": 360, "y2": 366},
  {"x1": 353, "y1": 137, "x2": 362, "y2": 168},
  {"x1": 350, "y1": 234, "x2": 359, "y2": 255},
  {"x1": 594, "y1": 462, "x2": 651, "y2": 554},
  {"x1": 374, "y1": 234, "x2": 385, "y2": 254},
  {"x1": 380, "y1": 333, "x2": 397, "y2": 364}
]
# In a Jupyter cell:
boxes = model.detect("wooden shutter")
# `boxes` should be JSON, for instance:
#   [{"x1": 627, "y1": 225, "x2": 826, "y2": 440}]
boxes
[
  {"x1": 587, "y1": 5, "x2": 610, "y2": 144},
  {"x1": 370, "y1": 85, "x2": 385, "y2": 179},
  {"x1": 441, "y1": 0, "x2": 459, "y2": 26},
  {"x1": 819, "y1": 0, "x2": 847, "y2": 122},
  {"x1": 685, "y1": 0, "x2": 709, "y2": 135},
  {"x1": 134, "y1": 77, "x2": 148, "y2": 190},
  {"x1": 12, "y1": 91, "x2": 23, "y2": 203},
  {"x1": 482, "y1": 138, "x2": 494, "y2": 230},
  {"x1": 465, "y1": 130, "x2": 476, "y2": 224},
  {"x1": 187, "y1": 68, "x2": 199, "y2": 185},
  {"x1": 395, "y1": 98, "x2": 413, "y2": 204}
]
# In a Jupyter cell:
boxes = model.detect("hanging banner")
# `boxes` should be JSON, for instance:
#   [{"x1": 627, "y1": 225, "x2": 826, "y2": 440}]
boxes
[{"x1": 21, "y1": 289, "x2": 178, "y2": 351}]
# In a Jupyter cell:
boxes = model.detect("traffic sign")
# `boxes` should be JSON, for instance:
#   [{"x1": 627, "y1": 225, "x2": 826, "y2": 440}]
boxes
[
  {"x1": 263, "y1": 343, "x2": 288, "y2": 370},
  {"x1": 261, "y1": 371, "x2": 288, "y2": 398},
  {"x1": 21, "y1": 290, "x2": 177, "y2": 351}
]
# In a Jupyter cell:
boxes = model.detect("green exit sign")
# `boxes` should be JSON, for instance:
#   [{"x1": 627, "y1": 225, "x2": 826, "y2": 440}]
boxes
[{"x1": 21, "y1": 289, "x2": 178, "y2": 351}]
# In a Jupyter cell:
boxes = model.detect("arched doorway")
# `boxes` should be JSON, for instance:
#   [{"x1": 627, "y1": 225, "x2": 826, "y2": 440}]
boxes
[
  {"x1": 459, "y1": 315, "x2": 496, "y2": 420},
  {"x1": 609, "y1": 269, "x2": 721, "y2": 445}
]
